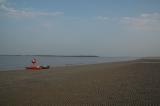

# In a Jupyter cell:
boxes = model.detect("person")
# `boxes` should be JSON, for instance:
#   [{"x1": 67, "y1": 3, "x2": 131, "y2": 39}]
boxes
[{"x1": 32, "y1": 58, "x2": 37, "y2": 65}]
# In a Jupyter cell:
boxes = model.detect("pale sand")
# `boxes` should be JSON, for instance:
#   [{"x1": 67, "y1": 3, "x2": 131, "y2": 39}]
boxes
[{"x1": 0, "y1": 59, "x2": 160, "y2": 105}]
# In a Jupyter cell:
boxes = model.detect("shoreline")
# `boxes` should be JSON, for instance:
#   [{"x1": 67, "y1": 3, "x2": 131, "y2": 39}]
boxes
[
  {"x1": 0, "y1": 58, "x2": 160, "y2": 105},
  {"x1": 0, "y1": 58, "x2": 139, "y2": 72}
]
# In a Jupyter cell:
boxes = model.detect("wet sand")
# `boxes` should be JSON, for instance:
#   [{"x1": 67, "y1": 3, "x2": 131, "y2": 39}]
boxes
[{"x1": 0, "y1": 59, "x2": 160, "y2": 105}]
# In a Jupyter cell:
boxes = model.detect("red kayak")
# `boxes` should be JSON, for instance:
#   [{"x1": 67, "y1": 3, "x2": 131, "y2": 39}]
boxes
[
  {"x1": 26, "y1": 58, "x2": 50, "y2": 70},
  {"x1": 25, "y1": 66, "x2": 50, "y2": 70}
]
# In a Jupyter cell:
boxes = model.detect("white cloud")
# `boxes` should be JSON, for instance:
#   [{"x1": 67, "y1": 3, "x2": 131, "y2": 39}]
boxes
[
  {"x1": 96, "y1": 16, "x2": 109, "y2": 21},
  {"x1": 120, "y1": 13, "x2": 160, "y2": 31},
  {"x1": 0, "y1": 2, "x2": 64, "y2": 18}
]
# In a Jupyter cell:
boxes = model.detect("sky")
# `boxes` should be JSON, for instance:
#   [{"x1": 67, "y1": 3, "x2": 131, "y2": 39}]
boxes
[{"x1": 0, "y1": 0, "x2": 160, "y2": 57}]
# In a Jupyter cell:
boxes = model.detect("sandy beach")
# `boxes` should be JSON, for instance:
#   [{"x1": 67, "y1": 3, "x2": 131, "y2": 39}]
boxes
[{"x1": 0, "y1": 59, "x2": 160, "y2": 105}]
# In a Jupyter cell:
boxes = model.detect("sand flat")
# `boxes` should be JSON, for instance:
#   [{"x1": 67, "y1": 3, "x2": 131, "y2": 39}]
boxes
[{"x1": 0, "y1": 59, "x2": 160, "y2": 105}]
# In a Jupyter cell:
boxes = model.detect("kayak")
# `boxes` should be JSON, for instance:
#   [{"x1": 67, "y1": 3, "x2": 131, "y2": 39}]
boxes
[
  {"x1": 25, "y1": 66, "x2": 42, "y2": 70},
  {"x1": 25, "y1": 65, "x2": 50, "y2": 70},
  {"x1": 40, "y1": 65, "x2": 50, "y2": 69}
]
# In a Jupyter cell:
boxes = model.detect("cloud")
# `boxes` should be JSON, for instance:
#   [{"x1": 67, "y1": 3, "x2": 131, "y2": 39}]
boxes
[
  {"x1": 96, "y1": 16, "x2": 109, "y2": 21},
  {"x1": 0, "y1": 1, "x2": 64, "y2": 18},
  {"x1": 0, "y1": 0, "x2": 6, "y2": 4},
  {"x1": 120, "y1": 13, "x2": 160, "y2": 31}
]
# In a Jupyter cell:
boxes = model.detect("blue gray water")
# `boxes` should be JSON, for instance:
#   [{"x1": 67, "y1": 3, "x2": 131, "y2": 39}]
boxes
[{"x1": 0, "y1": 56, "x2": 138, "y2": 70}]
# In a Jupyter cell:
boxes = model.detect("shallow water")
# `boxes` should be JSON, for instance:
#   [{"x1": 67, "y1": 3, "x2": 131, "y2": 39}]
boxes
[{"x1": 0, "y1": 56, "x2": 138, "y2": 70}]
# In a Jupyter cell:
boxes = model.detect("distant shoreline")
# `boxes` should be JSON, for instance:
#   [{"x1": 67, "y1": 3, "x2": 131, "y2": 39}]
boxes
[{"x1": 0, "y1": 55, "x2": 99, "y2": 57}]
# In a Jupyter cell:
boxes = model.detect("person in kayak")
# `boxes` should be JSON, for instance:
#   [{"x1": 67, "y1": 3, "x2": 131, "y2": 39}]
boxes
[
  {"x1": 26, "y1": 58, "x2": 50, "y2": 70},
  {"x1": 32, "y1": 58, "x2": 37, "y2": 65}
]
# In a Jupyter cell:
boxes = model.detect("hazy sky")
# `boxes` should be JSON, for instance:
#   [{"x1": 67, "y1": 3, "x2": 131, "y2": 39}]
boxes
[{"x1": 0, "y1": 0, "x2": 160, "y2": 56}]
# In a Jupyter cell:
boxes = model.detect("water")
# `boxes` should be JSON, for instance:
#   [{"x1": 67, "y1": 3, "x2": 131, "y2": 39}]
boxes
[{"x1": 0, "y1": 56, "x2": 138, "y2": 70}]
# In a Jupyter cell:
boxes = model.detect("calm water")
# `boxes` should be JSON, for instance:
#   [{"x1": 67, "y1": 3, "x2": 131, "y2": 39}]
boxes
[{"x1": 0, "y1": 56, "x2": 138, "y2": 70}]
